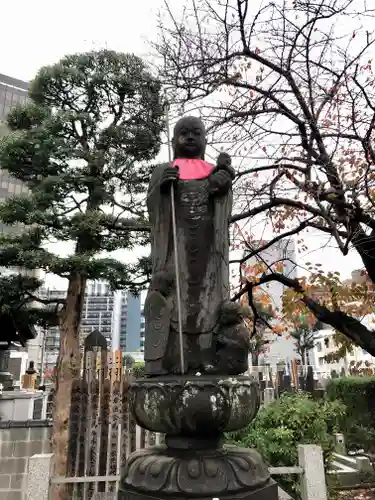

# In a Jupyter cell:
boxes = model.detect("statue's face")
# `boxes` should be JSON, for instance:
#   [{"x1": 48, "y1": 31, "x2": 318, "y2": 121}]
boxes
[{"x1": 172, "y1": 117, "x2": 206, "y2": 159}]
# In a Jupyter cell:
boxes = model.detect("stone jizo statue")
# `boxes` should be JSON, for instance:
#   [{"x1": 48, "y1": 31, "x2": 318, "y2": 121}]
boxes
[{"x1": 144, "y1": 116, "x2": 250, "y2": 376}]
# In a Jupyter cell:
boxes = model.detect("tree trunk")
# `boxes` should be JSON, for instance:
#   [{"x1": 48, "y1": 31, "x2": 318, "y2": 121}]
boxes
[
  {"x1": 51, "y1": 271, "x2": 86, "y2": 500},
  {"x1": 351, "y1": 227, "x2": 375, "y2": 283}
]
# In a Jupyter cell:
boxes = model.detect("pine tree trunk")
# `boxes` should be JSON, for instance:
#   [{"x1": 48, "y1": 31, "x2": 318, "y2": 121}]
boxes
[{"x1": 51, "y1": 271, "x2": 86, "y2": 500}]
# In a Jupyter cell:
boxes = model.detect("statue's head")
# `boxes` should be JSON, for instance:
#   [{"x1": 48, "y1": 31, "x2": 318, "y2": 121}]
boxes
[
  {"x1": 150, "y1": 270, "x2": 174, "y2": 297},
  {"x1": 219, "y1": 302, "x2": 251, "y2": 325},
  {"x1": 172, "y1": 116, "x2": 206, "y2": 159}
]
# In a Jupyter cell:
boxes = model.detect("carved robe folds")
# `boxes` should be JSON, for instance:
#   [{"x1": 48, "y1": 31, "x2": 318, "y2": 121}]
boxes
[{"x1": 144, "y1": 163, "x2": 232, "y2": 375}]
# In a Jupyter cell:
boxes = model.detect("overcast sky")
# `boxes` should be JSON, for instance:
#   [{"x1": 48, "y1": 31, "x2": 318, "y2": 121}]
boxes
[
  {"x1": 0, "y1": 0, "x2": 364, "y2": 287},
  {"x1": 0, "y1": 0, "x2": 163, "y2": 81}
]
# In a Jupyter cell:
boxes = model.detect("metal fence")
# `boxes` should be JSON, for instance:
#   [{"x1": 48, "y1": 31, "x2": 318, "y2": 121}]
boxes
[{"x1": 28, "y1": 444, "x2": 328, "y2": 500}]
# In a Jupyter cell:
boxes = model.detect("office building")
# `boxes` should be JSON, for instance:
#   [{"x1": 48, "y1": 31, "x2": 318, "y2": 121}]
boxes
[
  {"x1": 36, "y1": 282, "x2": 145, "y2": 372},
  {"x1": 0, "y1": 73, "x2": 30, "y2": 236},
  {"x1": 0, "y1": 74, "x2": 35, "y2": 277},
  {"x1": 245, "y1": 238, "x2": 296, "y2": 310},
  {"x1": 244, "y1": 239, "x2": 299, "y2": 369},
  {"x1": 0, "y1": 73, "x2": 42, "y2": 378},
  {"x1": 82, "y1": 281, "x2": 116, "y2": 341},
  {"x1": 0, "y1": 73, "x2": 29, "y2": 206},
  {"x1": 0, "y1": 73, "x2": 28, "y2": 120},
  {"x1": 112, "y1": 289, "x2": 141, "y2": 352},
  {"x1": 140, "y1": 296, "x2": 145, "y2": 352},
  {"x1": 0, "y1": 74, "x2": 43, "y2": 370}
]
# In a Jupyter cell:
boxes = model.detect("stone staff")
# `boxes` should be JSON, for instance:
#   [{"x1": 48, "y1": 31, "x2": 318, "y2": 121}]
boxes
[{"x1": 164, "y1": 96, "x2": 185, "y2": 375}]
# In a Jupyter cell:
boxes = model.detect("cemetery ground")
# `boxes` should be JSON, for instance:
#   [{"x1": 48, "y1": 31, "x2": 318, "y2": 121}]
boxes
[
  {"x1": 339, "y1": 489, "x2": 375, "y2": 499},
  {"x1": 47, "y1": 336, "x2": 375, "y2": 500},
  {"x1": 3, "y1": 332, "x2": 375, "y2": 499}
]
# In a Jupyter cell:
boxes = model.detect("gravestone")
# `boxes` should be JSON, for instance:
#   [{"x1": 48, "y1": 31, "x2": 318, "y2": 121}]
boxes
[
  {"x1": 305, "y1": 365, "x2": 315, "y2": 394},
  {"x1": 0, "y1": 343, "x2": 13, "y2": 390},
  {"x1": 21, "y1": 361, "x2": 37, "y2": 390},
  {"x1": 281, "y1": 374, "x2": 292, "y2": 392}
]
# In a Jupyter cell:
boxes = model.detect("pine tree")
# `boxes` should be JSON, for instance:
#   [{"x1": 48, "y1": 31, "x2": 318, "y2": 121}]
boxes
[
  {"x1": 0, "y1": 273, "x2": 60, "y2": 346},
  {"x1": 0, "y1": 49, "x2": 164, "y2": 488}
]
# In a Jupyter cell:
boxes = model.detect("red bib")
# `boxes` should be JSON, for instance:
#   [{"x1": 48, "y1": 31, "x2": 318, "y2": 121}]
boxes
[{"x1": 172, "y1": 158, "x2": 214, "y2": 180}]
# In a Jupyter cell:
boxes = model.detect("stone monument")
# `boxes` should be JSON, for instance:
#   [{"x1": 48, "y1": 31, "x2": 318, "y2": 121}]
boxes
[
  {"x1": 118, "y1": 117, "x2": 278, "y2": 499},
  {"x1": 0, "y1": 341, "x2": 14, "y2": 390},
  {"x1": 0, "y1": 302, "x2": 59, "y2": 391},
  {"x1": 21, "y1": 361, "x2": 37, "y2": 390}
]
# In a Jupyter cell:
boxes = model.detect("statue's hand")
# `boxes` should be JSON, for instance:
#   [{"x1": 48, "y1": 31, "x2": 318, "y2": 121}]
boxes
[
  {"x1": 209, "y1": 169, "x2": 232, "y2": 196},
  {"x1": 217, "y1": 152, "x2": 231, "y2": 168},
  {"x1": 160, "y1": 166, "x2": 179, "y2": 193},
  {"x1": 217, "y1": 152, "x2": 235, "y2": 180}
]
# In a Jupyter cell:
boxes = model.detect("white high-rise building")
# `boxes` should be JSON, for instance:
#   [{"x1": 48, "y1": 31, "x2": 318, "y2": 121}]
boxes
[
  {"x1": 244, "y1": 239, "x2": 299, "y2": 369},
  {"x1": 245, "y1": 238, "x2": 296, "y2": 310}
]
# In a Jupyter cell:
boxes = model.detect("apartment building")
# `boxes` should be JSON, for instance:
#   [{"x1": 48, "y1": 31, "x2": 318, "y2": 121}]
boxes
[{"x1": 311, "y1": 325, "x2": 375, "y2": 376}]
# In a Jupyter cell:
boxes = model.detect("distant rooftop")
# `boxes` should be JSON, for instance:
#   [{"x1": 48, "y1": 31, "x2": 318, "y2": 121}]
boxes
[{"x1": 0, "y1": 73, "x2": 28, "y2": 91}]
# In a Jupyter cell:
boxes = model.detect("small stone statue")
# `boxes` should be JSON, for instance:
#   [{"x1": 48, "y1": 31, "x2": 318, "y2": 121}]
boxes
[
  {"x1": 144, "y1": 116, "x2": 250, "y2": 376},
  {"x1": 143, "y1": 271, "x2": 174, "y2": 375},
  {"x1": 207, "y1": 302, "x2": 251, "y2": 376},
  {"x1": 26, "y1": 361, "x2": 36, "y2": 375}
]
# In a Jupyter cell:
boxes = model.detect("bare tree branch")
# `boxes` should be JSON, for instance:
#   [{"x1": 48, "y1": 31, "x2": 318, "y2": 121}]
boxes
[{"x1": 157, "y1": 0, "x2": 375, "y2": 354}]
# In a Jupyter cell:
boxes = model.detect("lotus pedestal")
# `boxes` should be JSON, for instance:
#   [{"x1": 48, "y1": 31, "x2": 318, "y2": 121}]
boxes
[{"x1": 118, "y1": 375, "x2": 277, "y2": 499}]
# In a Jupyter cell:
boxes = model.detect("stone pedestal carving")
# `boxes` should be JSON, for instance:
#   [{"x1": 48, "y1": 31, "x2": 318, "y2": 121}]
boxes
[
  {"x1": 0, "y1": 344, "x2": 14, "y2": 391},
  {"x1": 118, "y1": 376, "x2": 278, "y2": 499}
]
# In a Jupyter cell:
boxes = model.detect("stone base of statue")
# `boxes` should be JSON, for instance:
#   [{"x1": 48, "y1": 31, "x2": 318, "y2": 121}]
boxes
[{"x1": 118, "y1": 375, "x2": 278, "y2": 500}]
